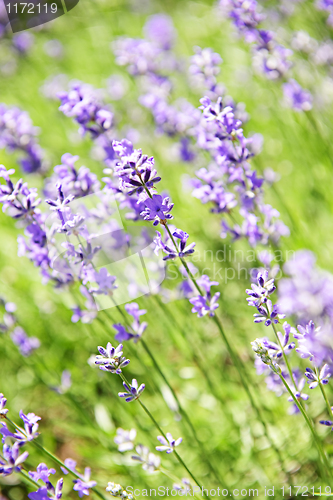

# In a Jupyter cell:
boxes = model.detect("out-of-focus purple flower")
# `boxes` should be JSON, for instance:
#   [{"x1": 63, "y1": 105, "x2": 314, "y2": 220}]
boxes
[
  {"x1": 144, "y1": 14, "x2": 176, "y2": 49},
  {"x1": 263, "y1": 323, "x2": 296, "y2": 357},
  {"x1": 0, "y1": 442, "x2": 29, "y2": 475},
  {"x1": 114, "y1": 428, "x2": 137, "y2": 452},
  {"x1": 189, "y1": 276, "x2": 220, "y2": 318},
  {"x1": 73, "y1": 468, "x2": 97, "y2": 498},
  {"x1": 189, "y1": 46, "x2": 223, "y2": 97},
  {"x1": 11, "y1": 326, "x2": 40, "y2": 356},
  {"x1": 29, "y1": 463, "x2": 56, "y2": 483},
  {"x1": 118, "y1": 379, "x2": 145, "y2": 402},
  {"x1": 0, "y1": 105, "x2": 44, "y2": 173},
  {"x1": 283, "y1": 79, "x2": 313, "y2": 112},
  {"x1": 131, "y1": 444, "x2": 161, "y2": 472},
  {"x1": 305, "y1": 364, "x2": 331, "y2": 389},
  {"x1": 88, "y1": 268, "x2": 117, "y2": 295},
  {"x1": 95, "y1": 342, "x2": 130, "y2": 374},
  {"x1": 58, "y1": 82, "x2": 113, "y2": 138},
  {"x1": 156, "y1": 433, "x2": 182, "y2": 454},
  {"x1": 12, "y1": 32, "x2": 34, "y2": 54}
]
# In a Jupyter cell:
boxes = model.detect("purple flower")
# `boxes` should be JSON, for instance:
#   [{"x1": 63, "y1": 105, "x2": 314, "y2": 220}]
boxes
[
  {"x1": 0, "y1": 442, "x2": 29, "y2": 475},
  {"x1": 28, "y1": 487, "x2": 50, "y2": 500},
  {"x1": 58, "y1": 82, "x2": 113, "y2": 137},
  {"x1": 305, "y1": 365, "x2": 331, "y2": 389},
  {"x1": 189, "y1": 276, "x2": 220, "y2": 318},
  {"x1": 131, "y1": 444, "x2": 161, "y2": 472},
  {"x1": 253, "y1": 299, "x2": 285, "y2": 326},
  {"x1": 114, "y1": 428, "x2": 137, "y2": 452},
  {"x1": 144, "y1": 14, "x2": 176, "y2": 49},
  {"x1": 29, "y1": 463, "x2": 56, "y2": 483},
  {"x1": 19, "y1": 410, "x2": 41, "y2": 441},
  {"x1": 246, "y1": 270, "x2": 276, "y2": 307},
  {"x1": 118, "y1": 379, "x2": 145, "y2": 402},
  {"x1": 95, "y1": 342, "x2": 130, "y2": 374},
  {"x1": 283, "y1": 79, "x2": 313, "y2": 112},
  {"x1": 73, "y1": 468, "x2": 97, "y2": 498},
  {"x1": 141, "y1": 194, "x2": 174, "y2": 225},
  {"x1": 262, "y1": 322, "x2": 296, "y2": 358},
  {"x1": 11, "y1": 327, "x2": 40, "y2": 357},
  {"x1": 0, "y1": 394, "x2": 8, "y2": 416},
  {"x1": 0, "y1": 105, "x2": 44, "y2": 173},
  {"x1": 153, "y1": 228, "x2": 195, "y2": 261},
  {"x1": 88, "y1": 268, "x2": 117, "y2": 295},
  {"x1": 60, "y1": 458, "x2": 77, "y2": 475},
  {"x1": 156, "y1": 433, "x2": 182, "y2": 454}
]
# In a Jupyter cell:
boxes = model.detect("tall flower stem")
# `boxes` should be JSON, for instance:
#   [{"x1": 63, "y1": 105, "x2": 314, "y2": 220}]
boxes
[
  {"x1": 212, "y1": 314, "x2": 291, "y2": 478},
  {"x1": 271, "y1": 323, "x2": 298, "y2": 392},
  {"x1": 118, "y1": 373, "x2": 212, "y2": 499},
  {"x1": 110, "y1": 301, "x2": 226, "y2": 487},
  {"x1": 315, "y1": 368, "x2": 333, "y2": 419},
  {"x1": 152, "y1": 295, "x2": 239, "y2": 426},
  {"x1": 275, "y1": 370, "x2": 332, "y2": 483},
  {"x1": 5, "y1": 417, "x2": 109, "y2": 500}
]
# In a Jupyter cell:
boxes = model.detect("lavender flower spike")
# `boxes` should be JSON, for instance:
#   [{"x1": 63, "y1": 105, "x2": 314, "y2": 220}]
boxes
[
  {"x1": 95, "y1": 342, "x2": 130, "y2": 374},
  {"x1": 251, "y1": 338, "x2": 280, "y2": 372},
  {"x1": 246, "y1": 270, "x2": 276, "y2": 307},
  {"x1": 118, "y1": 379, "x2": 145, "y2": 402},
  {"x1": 305, "y1": 365, "x2": 331, "y2": 389},
  {"x1": 0, "y1": 394, "x2": 8, "y2": 416},
  {"x1": 156, "y1": 433, "x2": 182, "y2": 454}
]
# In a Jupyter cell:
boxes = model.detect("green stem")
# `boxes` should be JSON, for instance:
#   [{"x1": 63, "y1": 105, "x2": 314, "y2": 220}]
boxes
[
  {"x1": 271, "y1": 323, "x2": 298, "y2": 393},
  {"x1": 276, "y1": 371, "x2": 332, "y2": 483},
  {"x1": 315, "y1": 368, "x2": 333, "y2": 419},
  {"x1": 118, "y1": 373, "x2": 210, "y2": 499},
  {"x1": 212, "y1": 315, "x2": 290, "y2": 478},
  {"x1": 109, "y1": 297, "x2": 226, "y2": 485}
]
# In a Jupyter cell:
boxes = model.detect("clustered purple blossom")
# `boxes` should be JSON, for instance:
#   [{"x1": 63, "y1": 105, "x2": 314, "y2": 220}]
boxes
[
  {"x1": 0, "y1": 405, "x2": 42, "y2": 480},
  {"x1": 248, "y1": 268, "x2": 333, "y2": 421},
  {"x1": 0, "y1": 156, "x2": 125, "y2": 322},
  {"x1": 61, "y1": 459, "x2": 97, "y2": 498},
  {"x1": 0, "y1": 105, "x2": 45, "y2": 173},
  {"x1": 58, "y1": 82, "x2": 113, "y2": 139},
  {"x1": 218, "y1": 0, "x2": 293, "y2": 80},
  {"x1": 95, "y1": 342, "x2": 130, "y2": 374},
  {"x1": 113, "y1": 24, "x2": 289, "y2": 247}
]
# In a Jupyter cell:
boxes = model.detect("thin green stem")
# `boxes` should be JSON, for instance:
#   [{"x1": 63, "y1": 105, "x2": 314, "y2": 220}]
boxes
[
  {"x1": 315, "y1": 368, "x2": 333, "y2": 419},
  {"x1": 212, "y1": 315, "x2": 291, "y2": 479},
  {"x1": 271, "y1": 323, "x2": 298, "y2": 393},
  {"x1": 276, "y1": 371, "x2": 332, "y2": 483},
  {"x1": 118, "y1": 373, "x2": 210, "y2": 499}
]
